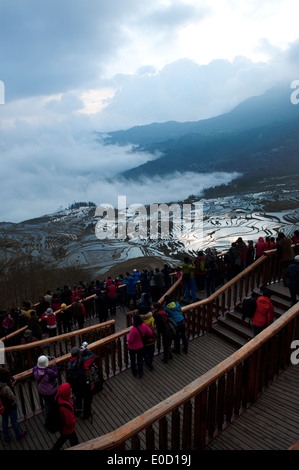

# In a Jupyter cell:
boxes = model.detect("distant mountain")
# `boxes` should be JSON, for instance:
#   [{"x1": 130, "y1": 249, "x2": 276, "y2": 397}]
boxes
[
  {"x1": 101, "y1": 84, "x2": 298, "y2": 146},
  {"x1": 98, "y1": 83, "x2": 299, "y2": 189}
]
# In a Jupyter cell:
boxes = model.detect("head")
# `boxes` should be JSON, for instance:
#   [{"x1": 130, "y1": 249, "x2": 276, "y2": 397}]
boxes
[
  {"x1": 70, "y1": 346, "x2": 81, "y2": 358},
  {"x1": 262, "y1": 287, "x2": 272, "y2": 299},
  {"x1": 57, "y1": 383, "x2": 72, "y2": 401},
  {"x1": 294, "y1": 255, "x2": 299, "y2": 263},
  {"x1": 133, "y1": 314, "x2": 143, "y2": 327},
  {"x1": 37, "y1": 355, "x2": 49, "y2": 369},
  {"x1": 164, "y1": 295, "x2": 172, "y2": 305},
  {"x1": 152, "y1": 302, "x2": 162, "y2": 312}
]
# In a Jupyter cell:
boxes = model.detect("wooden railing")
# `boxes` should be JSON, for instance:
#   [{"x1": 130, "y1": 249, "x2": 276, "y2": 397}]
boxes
[
  {"x1": 2, "y1": 320, "x2": 116, "y2": 374},
  {"x1": 8, "y1": 326, "x2": 132, "y2": 421},
  {"x1": 2, "y1": 246, "x2": 297, "y2": 446},
  {"x1": 70, "y1": 301, "x2": 299, "y2": 450}
]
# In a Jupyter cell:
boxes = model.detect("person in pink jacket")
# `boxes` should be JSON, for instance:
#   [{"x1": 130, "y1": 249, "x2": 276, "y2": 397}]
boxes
[{"x1": 127, "y1": 314, "x2": 152, "y2": 378}]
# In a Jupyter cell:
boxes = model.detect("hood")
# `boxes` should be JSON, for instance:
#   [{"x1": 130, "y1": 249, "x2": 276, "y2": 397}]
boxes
[
  {"x1": 166, "y1": 302, "x2": 177, "y2": 310},
  {"x1": 258, "y1": 237, "x2": 264, "y2": 242},
  {"x1": 139, "y1": 311, "x2": 152, "y2": 320},
  {"x1": 107, "y1": 279, "x2": 113, "y2": 285},
  {"x1": 257, "y1": 296, "x2": 272, "y2": 307},
  {"x1": 57, "y1": 383, "x2": 72, "y2": 401},
  {"x1": 128, "y1": 276, "x2": 134, "y2": 282}
]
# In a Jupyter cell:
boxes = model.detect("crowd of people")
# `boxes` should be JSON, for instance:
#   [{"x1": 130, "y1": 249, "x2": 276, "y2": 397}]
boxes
[
  {"x1": 1, "y1": 231, "x2": 298, "y2": 343},
  {"x1": 1, "y1": 230, "x2": 299, "y2": 448}
]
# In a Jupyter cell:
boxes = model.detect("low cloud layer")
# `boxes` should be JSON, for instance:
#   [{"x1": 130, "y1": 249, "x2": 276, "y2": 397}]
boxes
[{"x1": 0, "y1": 117, "x2": 240, "y2": 222}]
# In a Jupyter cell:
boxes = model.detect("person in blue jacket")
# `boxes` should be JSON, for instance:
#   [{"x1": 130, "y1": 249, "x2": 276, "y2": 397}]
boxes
[
  {"x1": 125, "y1": 275, "x2": 138, "y2": 309},
  {"x1": 163, "y1": 295, "x2": 188, "y2": 354}
]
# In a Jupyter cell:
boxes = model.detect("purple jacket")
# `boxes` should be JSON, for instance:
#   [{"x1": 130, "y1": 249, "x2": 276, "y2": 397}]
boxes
[{"x1": 33, "y1": 364, "x2": 58, "y2": 396}]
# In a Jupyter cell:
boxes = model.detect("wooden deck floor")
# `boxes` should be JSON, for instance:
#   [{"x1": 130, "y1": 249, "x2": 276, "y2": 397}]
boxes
[
  {"x1": 207, "y1": 363, "x2": 299, "y2": 450},
  {"x1": 0, "y1": 332, "x2": 237, "y2": 450},
  {"x1": 1, "y1": 281, "x2": 298, "y2": 451}
]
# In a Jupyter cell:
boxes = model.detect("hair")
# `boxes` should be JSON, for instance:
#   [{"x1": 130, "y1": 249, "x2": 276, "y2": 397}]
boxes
[
  {"x1": 164, "y1": 295, "x2": 173, "y2": 305},
  {"x1": 133, "y1": 314, "x2": 143, "y2": 327}
]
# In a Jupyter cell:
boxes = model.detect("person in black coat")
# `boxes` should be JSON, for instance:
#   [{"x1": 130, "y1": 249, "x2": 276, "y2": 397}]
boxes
[{"x1": 285, "y1": 255, "x2": 299, "y2": 306}]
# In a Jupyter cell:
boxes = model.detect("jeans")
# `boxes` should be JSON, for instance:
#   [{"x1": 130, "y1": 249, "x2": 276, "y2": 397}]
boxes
[
  {"x1": 52, "y1": 431, "x2": 78, "y2": 450},
  {"x1": 2, "y1": 408, "x2": 23, "y2": 441},
  {"x1": 129, "y1": 348, "x2": 144, "y2": 377},
  {"x1": 184, "y1": 278, "x2": 197, "y2": 301},
  {"x1": 174, "y1": 320, "x2": 188, "y2": 353}
]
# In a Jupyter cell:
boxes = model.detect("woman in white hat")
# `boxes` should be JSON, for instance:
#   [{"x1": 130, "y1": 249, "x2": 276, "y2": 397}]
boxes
[{"x1": 33, "y1": 355, "x2": 58, "y2": 418}]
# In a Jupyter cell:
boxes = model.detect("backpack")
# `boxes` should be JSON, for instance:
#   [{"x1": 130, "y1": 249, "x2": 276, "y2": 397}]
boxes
[
  {"x1": 165, "y1": 317, "x2": 177, "y2": 339},
  {"x1": 45, "y1": 398, "x2": 72, "y2": 434},
  {"x1": 66, "y1": 359, "x2": 88, "y2": 390},
  {"x1": 85, "y1": 361, "x2": 103, "y2": 393},
  {"x1": 241, "y1": 297, "x2": 257, "y2": 321}
]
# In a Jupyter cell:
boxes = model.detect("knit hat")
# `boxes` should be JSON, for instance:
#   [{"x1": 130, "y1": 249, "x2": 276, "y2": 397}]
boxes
[
  {"x1": 37, "y1": 355, "x2": 49, "y2": 368},
  {"x1": 70, "y1": 346, "x2": 81, "y2": 357}
]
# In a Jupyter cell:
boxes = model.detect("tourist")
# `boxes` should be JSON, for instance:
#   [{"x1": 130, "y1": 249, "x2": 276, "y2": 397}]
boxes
[
  {"x1": 52, "y1": 383, "x2": 78, "y2": 450},
  {"x1": 182, "y1": 257, "x2": 197, "y2": 302},
  {"x1": 71, "y1": 297, "x2": 86, "y2": 330},
  {"x1": 276, "y1": 232, "x2": 295, "y2": 271},
  {"x1": 0, "y1": 367, "x2": 27, "y2": 443},
  {"x1": 205, "y1": 249, "x2": 219, "y2": 297},
  {"x1": 284, "y1": 255, "x2": 299, "y2": 306},
  {"x1": 255, "y1": 236, "x2": 265, "y2": 259},
  {"x1": 127, "y1": 314, "x2": 153, "y2": 378},
  {"x1": 66, "y1": 345, "x2": 96, "y2": 420},
  {"x1": 139, "y1": 308, "x2": 156, "y2": 370},
  {"x1": 252, "y1": 288, "x2": 274, "y2": 337},
  {"x1": 33, "y1": 355, "x2": 58, "y2": 418},
  {"x1": 163, "y1": 295, "x2": 188, "y2": 354},
  {"x1": 152, "y1": 302, "x2": 173, "y2": 364},
  {"x1": 194, "y1": 251, "x2": 206, "y2": 292},
  {"x1": 41, "y1": 307, "x2": 57, "y2": 337}
]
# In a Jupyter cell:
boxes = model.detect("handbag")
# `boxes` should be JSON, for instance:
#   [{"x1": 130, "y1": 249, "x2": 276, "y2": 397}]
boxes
[{"x1": 136, "y1": 326, "x2": 157, "y2": 346}]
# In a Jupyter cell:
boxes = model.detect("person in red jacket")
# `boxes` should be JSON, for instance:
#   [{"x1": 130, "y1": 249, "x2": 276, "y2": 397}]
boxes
[
  {"x1": 252, "y1": 288, "x2": 274, "y2": 337},
  {"x1": 106, "y1": 278, "x2": 117, "y2": 316},
  {"x1": 52, "y1": 383, "x2": 78, "y2": 450}
]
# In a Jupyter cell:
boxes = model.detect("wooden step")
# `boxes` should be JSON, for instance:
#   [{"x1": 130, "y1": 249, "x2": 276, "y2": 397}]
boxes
[{"x1": 211, "y1": 320, "x2": 250, "y2": 349}]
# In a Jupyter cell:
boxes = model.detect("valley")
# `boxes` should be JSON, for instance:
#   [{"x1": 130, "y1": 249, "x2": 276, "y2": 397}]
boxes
[{"x1": 0, "y1": 183, "x2": 298, "y2": 279}]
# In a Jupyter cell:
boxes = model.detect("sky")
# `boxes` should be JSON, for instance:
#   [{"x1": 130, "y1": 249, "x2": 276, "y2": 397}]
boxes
[{"x1": 1, "y1": 0, "x2": 299, "y2": 223}]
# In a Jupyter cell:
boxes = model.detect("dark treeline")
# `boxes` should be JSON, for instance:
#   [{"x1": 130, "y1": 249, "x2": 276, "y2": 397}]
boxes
[{"x1": 0, "y1": 261, "x2": 93, "y2": 312}]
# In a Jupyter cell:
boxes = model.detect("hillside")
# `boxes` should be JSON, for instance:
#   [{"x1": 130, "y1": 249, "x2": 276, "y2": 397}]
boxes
[{"x1": 99, "y1": 84, "x2": 299, "y2": 191}]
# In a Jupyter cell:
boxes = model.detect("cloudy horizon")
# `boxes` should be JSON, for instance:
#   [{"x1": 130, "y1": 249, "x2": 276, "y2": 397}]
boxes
[{"x1": 1, "y1": 0, "x2": 299, "y2": 223}]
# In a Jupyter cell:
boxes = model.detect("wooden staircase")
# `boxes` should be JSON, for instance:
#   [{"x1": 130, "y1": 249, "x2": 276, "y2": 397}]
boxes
[{"x1": 211, "y1": 283, "x2": 292, "y2": 349}]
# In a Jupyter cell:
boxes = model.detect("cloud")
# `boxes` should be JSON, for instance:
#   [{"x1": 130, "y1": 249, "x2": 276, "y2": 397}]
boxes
[
  {"x1": 1, "y1": 1, "x2": 299, "y2": 222},
  {"x1": 91, "y1": 46, "x2": 299, "y2": 130}
]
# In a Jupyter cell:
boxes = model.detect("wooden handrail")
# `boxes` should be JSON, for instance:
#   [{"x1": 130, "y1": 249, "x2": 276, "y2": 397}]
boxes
[
  {"x1": 69, "y1": 302, "x2": 299, "y2": 450},
  {"x1": 3, "y1": 320, "x2": 115, "y2": 353},
  {"x1": 13, "y1": 326, "x2": 132, "y2": 381}
]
